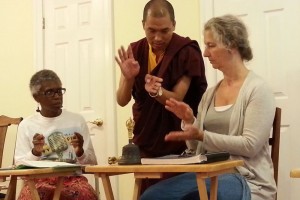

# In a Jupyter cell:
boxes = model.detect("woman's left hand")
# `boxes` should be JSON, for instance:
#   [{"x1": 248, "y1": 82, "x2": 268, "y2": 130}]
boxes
[
  {"x1": 71, "y1": 132, "x2": 84, "y2": 157},
  {"x1": 165, "y1": 98, "x2": 194, "y2": 123},
  {"x1": 165, "y1": 124, "x2": 204, "y2": 141}
]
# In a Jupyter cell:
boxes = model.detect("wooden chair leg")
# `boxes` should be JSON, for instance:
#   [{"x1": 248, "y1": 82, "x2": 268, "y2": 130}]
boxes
[
  {"x1": 53, "y1": 177, "x2": 64, "y2": 200},
  {"x1": 27, "y1": 179, "x2": 40, "y2": 200},
  {"x1": 133, "y1": 178, "x2": 142, "y2": 200},
  {"x1": 4, "y1": 176, "x2": 17, "y2": 200},
  {"x1": 196, "y1": 174, "x2": 208, "y2": 200},
  {"x1": 94, "y1": 174, "x2": 100, "y2": 200},
  {"x1": 210, "y1": 176, "x2": 218, "y2": 200},
  {"x1": 100, "y1": 174, "x2": 114, "y2": 200}
]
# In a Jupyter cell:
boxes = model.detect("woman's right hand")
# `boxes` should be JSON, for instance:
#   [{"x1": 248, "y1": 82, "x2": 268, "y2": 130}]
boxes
[
  {"x1": 115, "y1": 45, "x2": 140, "y2": 80},
  {"x1": 32, "y1": 133, "x2": 45, "y2": 156},
  {"x1": 165, "y1": 124, "x2": 204, "y2": 141},
  {"x1": 165, "y1": 98, "x2": 194, "y2": 124}
]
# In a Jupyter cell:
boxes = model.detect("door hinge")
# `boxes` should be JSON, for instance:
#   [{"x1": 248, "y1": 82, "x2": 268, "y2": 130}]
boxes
[{"x1": 43, "y1": 17, "x2": 45, "y2": 29}]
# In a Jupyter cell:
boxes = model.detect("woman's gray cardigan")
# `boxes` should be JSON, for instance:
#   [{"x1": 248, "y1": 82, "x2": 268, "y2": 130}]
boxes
[{"x1": 188, "y1": 71, "x2": 277, "y2": 200}]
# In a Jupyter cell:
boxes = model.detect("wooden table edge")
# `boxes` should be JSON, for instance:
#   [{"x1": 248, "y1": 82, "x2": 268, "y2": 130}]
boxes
[{"x1": 84, "y1": 160, "x2": 244, "y2": 173}]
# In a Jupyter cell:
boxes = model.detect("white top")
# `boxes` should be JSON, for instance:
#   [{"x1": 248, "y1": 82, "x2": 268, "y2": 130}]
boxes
[
  {"x1": 215, "y1": 104, "x2": 233, "y2": 112},
  {"x1": 14, "y1": 110, "x2": 97, "y2": 166}
]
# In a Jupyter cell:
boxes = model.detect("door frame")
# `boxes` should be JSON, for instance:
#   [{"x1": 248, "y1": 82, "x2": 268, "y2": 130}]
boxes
[
  {"x1": 199, "y1": 1, "x2": 218, "y2": 87},
  {"x1": 33, "y1": 0, "x2": 44, "y2": 71}
]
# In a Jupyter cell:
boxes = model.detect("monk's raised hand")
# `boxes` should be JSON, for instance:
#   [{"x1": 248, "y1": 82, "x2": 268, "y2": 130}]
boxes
[{"x1": 115, "y1": 45, "x2": 140, "y2": 80}]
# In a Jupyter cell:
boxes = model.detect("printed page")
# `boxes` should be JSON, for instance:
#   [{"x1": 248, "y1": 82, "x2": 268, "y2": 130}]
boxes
[{"x1": 17, "y1": 160, "x2": 81, "y2": 168}]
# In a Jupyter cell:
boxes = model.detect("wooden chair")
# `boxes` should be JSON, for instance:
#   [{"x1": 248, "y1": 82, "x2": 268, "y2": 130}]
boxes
[
  {"x1": 268, "y1": 107, "x2": 281, "y2": 200},
  {"x1": 269, "y1": 107, "x2": 281, "y2": 185},
  {"x1": 0, "y1": 115, "x2": 23, "y2": 199}
]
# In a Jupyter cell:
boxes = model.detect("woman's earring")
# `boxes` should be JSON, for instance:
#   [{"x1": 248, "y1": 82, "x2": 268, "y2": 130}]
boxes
[{"x1": 36, "y1": 104, "x2": 41, "y2": 112}]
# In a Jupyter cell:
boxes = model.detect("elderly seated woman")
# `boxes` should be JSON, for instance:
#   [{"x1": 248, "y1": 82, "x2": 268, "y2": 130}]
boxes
[{"x1": 14, "y1": 69, "x2": 98, "y2": 200}]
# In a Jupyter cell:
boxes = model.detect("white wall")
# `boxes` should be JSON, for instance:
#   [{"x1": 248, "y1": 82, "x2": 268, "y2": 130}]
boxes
[
  {"x1": 0, "y1": 0, "x2": 35, "y2": 195},
  {"x1": 0, "y1": 0, "x2": 35, "y2": 168}
]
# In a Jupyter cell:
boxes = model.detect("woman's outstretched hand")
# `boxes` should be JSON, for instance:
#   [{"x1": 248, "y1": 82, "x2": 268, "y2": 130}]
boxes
[
  {"x1": 165, "y1": 98, "x2": 194, "y2": 123},
  {"x1": 165, "y1": 124, "x2": 203, "y2": 142},
  {"x1": 165, "y1": 98, "x2": 203, "y2": 142}
]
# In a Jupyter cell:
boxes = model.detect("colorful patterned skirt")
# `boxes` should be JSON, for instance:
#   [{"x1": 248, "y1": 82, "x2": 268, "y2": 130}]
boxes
[{"x1": 18, "y1": 176, "x2": 97, "y2": 200}]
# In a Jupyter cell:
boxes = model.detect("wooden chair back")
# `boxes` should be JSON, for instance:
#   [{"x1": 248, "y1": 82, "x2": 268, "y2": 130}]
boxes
[
  {"x1": 269, "y1": 107, "x2": 281, "y2": 185},
  {"x1": 0, "y1": 115, "x2": 22, "y2": 199},
  {"x1": 0, "y1": 115, "x2": 23, "y2": 168}
]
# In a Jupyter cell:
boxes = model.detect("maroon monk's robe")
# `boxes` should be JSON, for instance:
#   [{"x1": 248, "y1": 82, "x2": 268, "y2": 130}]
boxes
[{"x1": 131, "y1": 33, "x2": 207, "y2": 158}]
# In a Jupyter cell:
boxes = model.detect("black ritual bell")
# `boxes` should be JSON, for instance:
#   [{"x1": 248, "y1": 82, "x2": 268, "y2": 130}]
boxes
[{"x1": 118, "y1": 118, "x2": 141, "y2": 165}]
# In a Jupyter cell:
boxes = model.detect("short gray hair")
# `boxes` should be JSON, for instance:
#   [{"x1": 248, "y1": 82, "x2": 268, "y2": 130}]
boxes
[
  {"x1": 204, "y1": 14, "x2": 253, "y2": 61},
  {"x1": 29, "y1": 69, "x2": 61, "y2": 95}
]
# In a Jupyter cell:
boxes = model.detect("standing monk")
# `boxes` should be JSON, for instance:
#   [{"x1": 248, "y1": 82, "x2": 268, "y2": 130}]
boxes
[{"x1": 115, "y1": 0, "x2": 207, "y2": 158}]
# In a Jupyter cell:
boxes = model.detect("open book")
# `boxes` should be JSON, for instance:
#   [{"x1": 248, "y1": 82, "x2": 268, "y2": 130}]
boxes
[
  {"x1": 141, "y1": 151, "x2": 230, "y2": 165},
  {"x1": 16, "y1": 160, "x2": 82, "y2": 169}
]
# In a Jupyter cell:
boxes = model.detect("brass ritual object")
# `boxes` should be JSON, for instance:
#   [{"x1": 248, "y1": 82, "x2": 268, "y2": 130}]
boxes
[
  {"x1": 113, "y1": 117, "x2": 141, "y2": 165},
  {"x1": 125, "y1": 117, "x2": 134, "y2": 142}
]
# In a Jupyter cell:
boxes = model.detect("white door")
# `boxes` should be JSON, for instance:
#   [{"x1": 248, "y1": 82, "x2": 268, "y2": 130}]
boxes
[
  {"x1": 200, "y1": 1, "x2": 300, "y2": 199},
  {"x1": 39, "y1": 0, "x2": 117, "y2": 199}
]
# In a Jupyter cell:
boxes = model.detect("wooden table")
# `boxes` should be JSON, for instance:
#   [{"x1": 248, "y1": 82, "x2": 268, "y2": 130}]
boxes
[
  {"x1": 85, "y1": 160, "x2": 244, "y2": 200},
  {"x1": 290, "y1": 168, "x2": 300, "y2": 178},
  {"x1": 0, "y1": 167, "x2": 81, "y2": 200}
]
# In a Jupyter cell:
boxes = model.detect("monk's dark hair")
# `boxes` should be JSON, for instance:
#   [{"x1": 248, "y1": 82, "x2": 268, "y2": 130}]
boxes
[{"x1": 142, "y1": 0, "x2": 175, "y2": 25}]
